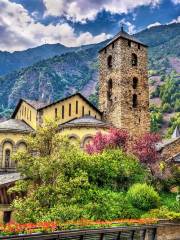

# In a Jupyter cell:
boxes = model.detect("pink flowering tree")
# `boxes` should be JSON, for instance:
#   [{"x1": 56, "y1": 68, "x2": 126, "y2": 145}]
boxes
[
  {"x1": 131, "y1": 133, "x2": 161, "y2": 176},
  {"x1": 85, "y1": 128, "x2": 129, "y2": 154}
]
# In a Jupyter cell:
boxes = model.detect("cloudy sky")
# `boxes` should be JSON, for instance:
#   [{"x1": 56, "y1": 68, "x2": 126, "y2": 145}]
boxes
[{"x1": 0, "y1": 0, "x2": 179, "y2": 52}]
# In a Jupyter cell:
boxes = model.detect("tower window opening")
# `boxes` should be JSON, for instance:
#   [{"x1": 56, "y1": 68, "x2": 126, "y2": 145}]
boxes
[
  {"x1": 132, "y1": 53, "x2": 138, "y2": 66},
  {"x1": 89, "y1": 110, "x2": 91, "y2": 115},
  {"x1": 5, "y1": 149, "x2": 11, "y2": 168},
  {"x1": 128, "y1": 40, "x2": 131, "y2": 47},
  {"x1": 132, "y1": 94, "x2": 138, "y2": 108},
  {"x1": 69, "y1": 103, "x2": 71, "y2": 117},
  {"x1": 138, "y1": 43, "x2": 141, "y2": 50},
  {"x1": 107, "y1": 55, "x2": 112, "y2": 68},
  {"x1": 107, "y1": 79, "x2": 113, "y2": 102},
  {"x1": 62, "y1": 105, "x2": 64, "y2": 119},
  {"x1": 112, "y1": 43, "x2": 114, "y2": 49},
  {"x1": 133, "y1": 77, "x2": 138, "y2": 89},
  {"x1": 104, "y1": 48, "x2": 107, "y2": 53}
]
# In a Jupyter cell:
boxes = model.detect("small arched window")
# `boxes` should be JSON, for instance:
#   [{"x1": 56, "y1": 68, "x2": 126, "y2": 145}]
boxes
[
  {"x1": 5, "y1": 149, "x2": 11, "y2": 168},
  {"x1": 132, "y1": 53, "x2": 138, "y2": 66},
  {"x1": 107, "y1": 79, "x2": 113, "y2": 102},
  {"x1": 132, "y1": 94, "x2": 138, "y2": 108},
  {"x1": 133, "y1": 77, "x2": 138, "y2": 89},
  {"x1": 107, "y1": 55, "x2": 112, "y2": 68}
]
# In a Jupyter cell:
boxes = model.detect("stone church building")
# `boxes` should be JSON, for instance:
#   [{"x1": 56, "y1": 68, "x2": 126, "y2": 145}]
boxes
[{"x1": 0, "y1": 28, "x2": 179, "y2": 223}]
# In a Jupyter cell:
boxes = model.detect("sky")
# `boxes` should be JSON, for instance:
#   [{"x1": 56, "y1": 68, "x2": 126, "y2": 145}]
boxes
[{"x1": 0, "y1": 0, "x2": 179, "y2": 52}]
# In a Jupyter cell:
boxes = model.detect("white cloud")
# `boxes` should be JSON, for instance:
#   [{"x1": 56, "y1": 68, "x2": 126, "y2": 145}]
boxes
[
  {"x1": 119, "y1": 19, "x2": 136, "y2": 34},
  {"x1": 147, "y1": 22, "x2": 161, "y2": 28},
  {"x1": 0, "y1": 0, "x2": 110, "y2": 52},
  {"x1": 168, "y1": 16, "x2": 180, "y2": 24},
  {"x1": 43, "y1": 0, "x2": 161, "y2": 23},
  {"x1": 171, "y1": 0, "x2": 180, "y2": 4}
]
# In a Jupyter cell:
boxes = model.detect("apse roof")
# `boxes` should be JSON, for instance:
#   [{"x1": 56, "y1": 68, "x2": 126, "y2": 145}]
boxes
[
  {"x1": 0, "y1": 119, "x2": 33, "y2": 133},
  {"x1": 60, "y1": 115, "x2": 110, "y2": 128}
]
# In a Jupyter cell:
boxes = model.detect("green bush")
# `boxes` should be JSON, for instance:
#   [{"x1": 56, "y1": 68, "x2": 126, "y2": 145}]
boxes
[
  {"x1": 162, "y1": 103, "x2": 172, "y2": 113},
  {"x1": 142, "y1": 206, "x2": 180, "y2": 220},
  {"x1": 127, "y1": 183, "x2": 160, "y2": 211}
]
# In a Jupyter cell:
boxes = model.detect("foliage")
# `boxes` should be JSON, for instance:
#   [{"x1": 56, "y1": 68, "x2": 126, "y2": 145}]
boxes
[
  {"x1": 85, "y1": 128, "x2": 129, "y2": 154},
  {"x1": 142, "y1": 207, "x2": 180, "y2": 220},
  {"x1": 132, "y1": 133, "x2": 161, "y2": 167},
  {"x1": 158, "y1": 165, "x2": 180, "y2": 192},
  {"x1": 160, "y1": 72, "x2": 180, "y2": 112},
  {"x1": 166, "y1": 113, "x2": 180, "y2": 138},
  {"x1": 150, "y1": 105, "x2": 163, "y2": 132},
  {"x1": 11, "y1": 122, "x2": 149, "y2": 223},
  {"x1": 160, "y1": 192, "x2": 180, "y2": 212},
  {"x1": 127, "y1": 183, "x2": 160, "y2": 211},
  {"x1": 162, "y1": 103, "x2": 172, "y2": 113}
]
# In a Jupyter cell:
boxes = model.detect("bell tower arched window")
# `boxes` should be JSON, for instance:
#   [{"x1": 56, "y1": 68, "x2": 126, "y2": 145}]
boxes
[
  {"x1": 132, "y1": 53, "x2": 137, "y2": 66},
  {"x1": 5, "y1": 149, "x2": 11, "y2": 168},
  {"x1": 133, "y1": 77, "x2": 138, "y2": 89},
  {"x1": 107, "y1": 55, "x2": 112, "y2": 68},
  {"x1": 132, "y1": 94, "x2": 138, "y2": 108},
  {"x1": 107, "y1": 79, "x2": 113, "y2": 102}
]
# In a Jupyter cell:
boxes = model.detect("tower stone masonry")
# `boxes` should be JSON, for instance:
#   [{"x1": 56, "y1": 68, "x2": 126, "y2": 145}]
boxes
[{"x1": 99, "y1": 28, "x2": 150, "y2": 137}]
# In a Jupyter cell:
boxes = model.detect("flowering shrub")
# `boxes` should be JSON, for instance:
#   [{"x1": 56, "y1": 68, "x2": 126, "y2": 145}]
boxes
[
  {"x1": 132, "y1": 133, "x2": 161, "y2": 165},
  {"x1": 0, "y1": 219, "x2": 157, "y2": 236},
  {"x1": 86, "y1": 128, "x2": 129, "y2": 154},
  {"x1": 0, "y1": 222, "x2": 57, "y2": 236}
]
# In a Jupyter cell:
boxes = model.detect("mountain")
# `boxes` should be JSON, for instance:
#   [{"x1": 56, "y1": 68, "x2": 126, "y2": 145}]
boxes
[
  {"x1": 0, "y1": 42, "x2": 107, "y2": 76},
  {"x1": 0, "y1": 23, "x2": 179, "y2": 135}
]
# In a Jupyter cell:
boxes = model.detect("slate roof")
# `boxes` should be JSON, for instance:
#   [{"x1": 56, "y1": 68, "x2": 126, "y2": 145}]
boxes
[
  {"x1": 0, "y1": 119, "x2": 33, "y2": 133},
  {"x1": 166, "y1": 153, "x2": 180, "y2": 164},
  {"x1": 156, "y1": 137, "x2": 180, "y2": 151},
  {"x1": 0, "y1": 172, "x2": 22, "y2": 186},
  {"x1": 12, "y1": 99, "x2": 48, "y2": 118},
  {"x1": 60, "y1": 115, "x2": 110, "y2": 128},
  {"x1": 99, "y1": 27, "x2": 148, "y2": 52},
  {"x1": 24, "y1": 99, "x2": 48, "y2": 110}
]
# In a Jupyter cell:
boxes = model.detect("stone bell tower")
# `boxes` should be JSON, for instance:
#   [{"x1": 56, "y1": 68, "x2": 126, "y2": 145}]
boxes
[{"x1": 99, "y1": 27, "x2": 150, "y2": 136}]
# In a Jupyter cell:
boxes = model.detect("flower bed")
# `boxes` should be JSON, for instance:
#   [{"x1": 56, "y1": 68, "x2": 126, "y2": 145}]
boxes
[{"x1": 0, "y1": 219, "x2": 157, "y2": 236}]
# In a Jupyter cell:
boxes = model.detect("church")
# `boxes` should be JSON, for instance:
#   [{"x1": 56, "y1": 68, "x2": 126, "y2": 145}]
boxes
[
  {"x1": 0, "y1": 27, "x2": 151, "y2": 170},
  {"x1": 0, "y1": 28, "x2": 179, "y2": 223}
]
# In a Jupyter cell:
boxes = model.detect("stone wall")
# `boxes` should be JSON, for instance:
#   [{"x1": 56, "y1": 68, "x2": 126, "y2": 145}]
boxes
[
  {"x1": 99, "y1": 36, "x2": 150, "y2": 137},
  {"x1": 157, "y1": 223, "x2": 180, "y2": 240},
  {"x1": 159, "y1": 137, "x2": 180, "y2": 161}
]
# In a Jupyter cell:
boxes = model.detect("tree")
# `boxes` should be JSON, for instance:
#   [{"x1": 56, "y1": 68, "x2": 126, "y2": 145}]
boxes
[
  {"x1": 85, "y1": 128, "x2": 129, "y2": 154},
  {"x1": 10, "y1": 122, "x2": 147, "y2": 223},
  {"x1": 131, "y1": 133, "x2": 161, "y2": 175}
]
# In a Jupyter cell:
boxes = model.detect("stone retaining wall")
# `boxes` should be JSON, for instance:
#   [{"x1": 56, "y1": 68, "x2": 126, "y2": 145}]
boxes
[{"x1": 157, "y1": 223, "x2": 180, "y2": 240}]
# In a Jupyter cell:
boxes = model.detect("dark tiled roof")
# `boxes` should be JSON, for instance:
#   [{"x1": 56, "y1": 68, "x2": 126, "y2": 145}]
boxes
[
  {"x1": 60, "y1": 115, "x2": 110, "y2": 128},
  {"x1": 24, "y1": 99, "x2": 48, "y2": 110},
  {"x1": 12, "y1": 98, "x2": 48, "y2": 118},
  {"x1": 0, "y1": 119, "x2": 33, "y2": 133},
  {"x1": 166, "y1": 153, "x2": 180, "y2": 164},
  {"x1": 99, "y1": 29, "x2": 148, "y2": 52},
  {"x1": 0, "y1": 172, "x2": 22, "y2": 186},
  {"x1": 156, "y1": 137, "x2": 180, "y2": 151}
]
